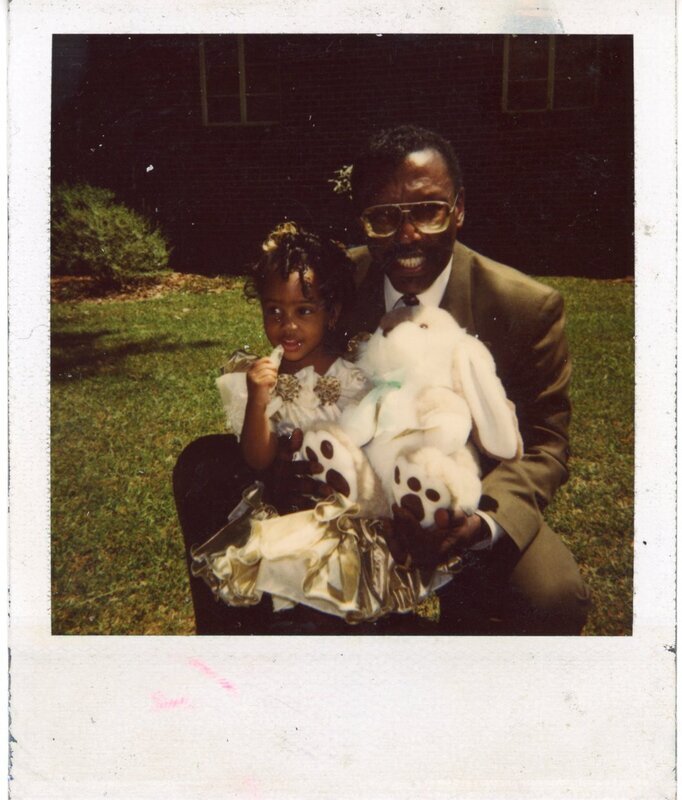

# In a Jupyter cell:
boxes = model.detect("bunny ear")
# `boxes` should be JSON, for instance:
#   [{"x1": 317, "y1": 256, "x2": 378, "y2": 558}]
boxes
[{"x1": 454, "y1": 336, "x2": 522, "y2": 461}]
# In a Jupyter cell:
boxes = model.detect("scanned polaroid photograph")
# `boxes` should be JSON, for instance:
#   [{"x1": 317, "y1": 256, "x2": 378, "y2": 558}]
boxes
[
  {"x1": 8, "y1": 2, "x2": 676, "y2": 798},
  {"x1": 50, "y1": 32, "x2": 631, "y2": 638}
]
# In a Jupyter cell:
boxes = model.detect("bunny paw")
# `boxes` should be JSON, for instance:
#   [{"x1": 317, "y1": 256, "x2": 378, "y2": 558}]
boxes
[
  {"x1": 392, "y1": 455, "x2": 453, "y2": 529},
  {"x1": 301, "y1": 429, "x2": 359, "y2": 502}
]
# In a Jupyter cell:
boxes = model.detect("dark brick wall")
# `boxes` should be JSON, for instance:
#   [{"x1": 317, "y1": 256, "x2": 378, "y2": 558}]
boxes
[{"x1": 52, "y1": 34, "x2": 633, "y2": 277}]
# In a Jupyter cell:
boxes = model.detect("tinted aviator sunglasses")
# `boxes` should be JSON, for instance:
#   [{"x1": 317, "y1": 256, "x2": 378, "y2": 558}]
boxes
[{"x1": 360, "y1": 194, "x2": 459, "y2": 238}]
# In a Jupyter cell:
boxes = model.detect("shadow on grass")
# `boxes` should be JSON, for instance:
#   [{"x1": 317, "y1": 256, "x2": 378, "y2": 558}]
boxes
[{"x1": 52, "y1": 329, "x2": 221, "y2": 381}]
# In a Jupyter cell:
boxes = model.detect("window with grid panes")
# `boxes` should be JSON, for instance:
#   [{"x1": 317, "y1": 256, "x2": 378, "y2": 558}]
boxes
[
  {"x1": 502, "y1": 34, "x2": 600, "y2": 113},
  {"x1": 199, "y1": 34, "x2": 281, "y2": 126}
]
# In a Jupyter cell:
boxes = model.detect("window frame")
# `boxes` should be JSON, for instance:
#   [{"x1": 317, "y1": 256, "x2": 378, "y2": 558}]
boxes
[
  {"x1": 198, "y1": 34, "x2": 281, "y2": 127},
  {"x1": 502, "y1": 34, "x2": 601, "y2": 114}
]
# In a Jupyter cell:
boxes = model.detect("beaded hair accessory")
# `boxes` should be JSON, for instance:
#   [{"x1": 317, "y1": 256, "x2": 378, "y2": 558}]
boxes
[{"x1": 345, "y1": 331, "x2": 372, "y2": 362}]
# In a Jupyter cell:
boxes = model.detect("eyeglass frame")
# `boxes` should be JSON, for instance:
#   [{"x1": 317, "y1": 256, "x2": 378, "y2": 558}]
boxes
[{"x1": 360, "y1": 192, "x2": 461, "y2": 239}]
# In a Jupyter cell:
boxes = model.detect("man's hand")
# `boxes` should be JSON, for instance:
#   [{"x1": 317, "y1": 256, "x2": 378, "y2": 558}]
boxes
[
  {"x1": 264, "y1": 428, "x2": 333, "y2": 513},
  {"x1": 381, "y1": 504, "x2": 490, "y2": 571}
]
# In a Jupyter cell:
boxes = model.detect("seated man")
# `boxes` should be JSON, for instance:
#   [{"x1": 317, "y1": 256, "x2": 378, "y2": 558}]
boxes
[
  {"x1": 173, "y1": 124, "x2": 590, "y2": 635},
  {"x1": 336, "y1": 124, "x2": 590, "y2": 634}
]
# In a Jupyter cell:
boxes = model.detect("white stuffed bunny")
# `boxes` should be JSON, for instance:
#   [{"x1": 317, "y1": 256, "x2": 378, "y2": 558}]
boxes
[{"x1": 301, "y1": 305, "x2": 522, "y2": 527}]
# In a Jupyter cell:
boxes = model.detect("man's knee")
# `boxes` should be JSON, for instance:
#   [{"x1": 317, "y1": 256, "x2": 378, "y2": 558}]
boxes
[
  {"x1": 509, "y1": 524, "x2": 591, "y2": 635},
  {"x1": 518, "y1": 569, "x2": 591, "y2": 634}
]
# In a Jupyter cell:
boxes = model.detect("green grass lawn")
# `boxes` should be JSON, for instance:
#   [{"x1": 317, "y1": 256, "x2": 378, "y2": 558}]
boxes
[{"x1": 51, "y1": 276, "x2": 634, "y2": 635}]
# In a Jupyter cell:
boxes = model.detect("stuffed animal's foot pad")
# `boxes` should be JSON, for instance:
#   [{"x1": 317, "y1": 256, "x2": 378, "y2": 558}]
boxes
[
  {"x1": 302, "y1": 429, "x2": 358, "y2": 502},
  {"x1": 393, "y1": 456, "x2": 452, "y2": 529}
]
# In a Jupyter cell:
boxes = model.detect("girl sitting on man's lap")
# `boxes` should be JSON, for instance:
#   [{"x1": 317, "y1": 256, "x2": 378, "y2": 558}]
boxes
[{"x1": 192, "y1": 222, "x2": 451, "y2": 622}]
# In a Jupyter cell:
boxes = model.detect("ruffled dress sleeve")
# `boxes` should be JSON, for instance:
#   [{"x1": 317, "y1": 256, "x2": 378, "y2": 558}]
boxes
[
  {"x1": 215, "y1": 350, "x2": 257, "y2": 438},
  {"x1": 216, "y1": 346, "x2": 285, "y2": 438},
  {"x1": 333, "y1": 357, "x2": 372, "y2": 411}
]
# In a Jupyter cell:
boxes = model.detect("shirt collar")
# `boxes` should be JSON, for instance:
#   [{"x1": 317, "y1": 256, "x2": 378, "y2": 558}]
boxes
[{"x1": 383, "y1": 256, "x2": 453, "y2": 310}]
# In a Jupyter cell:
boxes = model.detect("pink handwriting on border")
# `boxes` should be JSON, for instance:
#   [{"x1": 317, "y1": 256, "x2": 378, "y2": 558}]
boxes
[
  {"x1": 188, "y1": 658, "x2": 237, "y2": 693},
  {"x1": 151, "y1": 691, "x2": 191, "y2": 710},
  {"x1": 241, "y1": 776, "x2": 263, "y2": 800}
]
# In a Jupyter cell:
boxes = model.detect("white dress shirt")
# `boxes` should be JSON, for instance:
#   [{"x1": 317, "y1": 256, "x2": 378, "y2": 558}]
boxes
[
  {"x1": 384, "y1": 258, "x2": 454, "y2": 310},
  {"x1": 383, "y1": 260, "x2": 504, "y2": 550}
]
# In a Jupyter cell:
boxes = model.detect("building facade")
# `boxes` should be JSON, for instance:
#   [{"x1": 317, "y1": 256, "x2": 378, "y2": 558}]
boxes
[{"x1": 52, "y1": 34, "x2": 634, "y2": 277}]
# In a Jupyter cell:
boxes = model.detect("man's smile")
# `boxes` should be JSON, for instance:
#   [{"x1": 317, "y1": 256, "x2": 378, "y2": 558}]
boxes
[
  {"x1": 394, "y1": 252, "x2": 426, "y2": 269},
  {"x1": 381, "y1": 246, "x2": 426, "y2": 268}
]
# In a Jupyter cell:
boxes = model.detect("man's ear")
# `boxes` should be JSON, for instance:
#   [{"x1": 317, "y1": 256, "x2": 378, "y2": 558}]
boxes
[{"x1": 454, "y1": 187, "x2": 466, "y2": 229}]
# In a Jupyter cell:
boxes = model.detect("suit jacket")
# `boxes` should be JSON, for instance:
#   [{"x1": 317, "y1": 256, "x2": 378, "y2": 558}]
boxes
[{"x1": 341, "y1": 240, "x2": 571, "y2": 553}]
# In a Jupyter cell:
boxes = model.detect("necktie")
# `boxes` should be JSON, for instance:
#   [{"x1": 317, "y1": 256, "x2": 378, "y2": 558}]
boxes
[{"x1": 401, "y1": 294, "x2": 420, "y2": 307}]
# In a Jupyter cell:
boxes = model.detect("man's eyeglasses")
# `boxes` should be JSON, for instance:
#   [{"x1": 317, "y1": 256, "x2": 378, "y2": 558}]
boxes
[{"x1": 360, "y1": 196, "x2": 459, "y2": 238}]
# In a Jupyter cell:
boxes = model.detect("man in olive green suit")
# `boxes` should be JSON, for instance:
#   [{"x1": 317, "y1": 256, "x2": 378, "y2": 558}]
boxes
[
  {"x1": 337, "y1": 125, "x2": 590, "y2": 634},
  {"x1": 174, "y1": 124, "x2": 590, "y2": 635}
]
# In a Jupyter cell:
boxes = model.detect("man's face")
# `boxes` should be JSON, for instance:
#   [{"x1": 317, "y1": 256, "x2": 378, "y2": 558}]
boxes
[{"x1": 361, "y1": 148, "x2": 465, "y2": 295}]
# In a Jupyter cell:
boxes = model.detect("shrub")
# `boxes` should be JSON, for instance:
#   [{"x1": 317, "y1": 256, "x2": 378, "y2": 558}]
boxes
[{"x1": 51, "y1": 183, "x2": 171, "y2": 287}]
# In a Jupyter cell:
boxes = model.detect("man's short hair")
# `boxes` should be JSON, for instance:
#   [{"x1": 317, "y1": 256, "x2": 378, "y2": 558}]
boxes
[{"x1": 350, "y1": 124, "x2": 463, "y2": 210}]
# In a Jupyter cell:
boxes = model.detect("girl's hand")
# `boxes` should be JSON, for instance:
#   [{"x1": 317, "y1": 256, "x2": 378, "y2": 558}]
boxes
[{"x1": 246, "y1": 358, "x2": 279, "y2": 406}]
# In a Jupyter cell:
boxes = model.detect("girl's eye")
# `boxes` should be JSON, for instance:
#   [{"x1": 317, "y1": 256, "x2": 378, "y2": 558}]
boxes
[
  {"x1": 420, "y1": 323, "x2": 429, "y2": 329},
  {"x1": 298, "y1": 306, "x2": 315, "y2": 316},
  {"x1": 265, "y1": 307, "x2": 282, "y2": 318}
]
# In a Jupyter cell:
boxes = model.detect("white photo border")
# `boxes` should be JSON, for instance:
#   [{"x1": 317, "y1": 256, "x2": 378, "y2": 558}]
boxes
[{"x1": 8, "y1": 2, "x2": 676, "y2": 798}]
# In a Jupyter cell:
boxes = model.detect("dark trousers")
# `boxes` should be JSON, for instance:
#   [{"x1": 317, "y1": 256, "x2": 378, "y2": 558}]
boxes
[{"x1": 173, "y1": 434, "x2": 590, "y2": 635}]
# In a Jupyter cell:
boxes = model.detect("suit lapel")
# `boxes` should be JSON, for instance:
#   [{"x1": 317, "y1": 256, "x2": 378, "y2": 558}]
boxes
[
  {"x1": 441, "y1": 241, "x2": 476, "y2": 336},
  {"x1": 357, "y1": 269, "x2": 385, "y2": 332},
  {"x1": 344, "y1": 247, "x2": 385, "y2": 339}
]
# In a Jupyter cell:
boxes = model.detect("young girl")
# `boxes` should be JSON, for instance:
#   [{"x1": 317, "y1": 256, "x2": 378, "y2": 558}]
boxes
[
  {"x1": 191, "y1": 222, "x2": 451, "y2": 623},
  {"x1": 217, "y1": 221, "x2": 371, "y2": 468}
]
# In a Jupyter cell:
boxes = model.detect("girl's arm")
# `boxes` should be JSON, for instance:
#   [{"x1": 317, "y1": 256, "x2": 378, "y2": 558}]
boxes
[{"x1": 241, "y1": 358, "x2": 279, "y2": 470}]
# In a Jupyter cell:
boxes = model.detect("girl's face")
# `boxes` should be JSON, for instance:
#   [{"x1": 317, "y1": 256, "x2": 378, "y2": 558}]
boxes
[{"x1": 260, "y1": 269, "x2": 339, "y2": 371}]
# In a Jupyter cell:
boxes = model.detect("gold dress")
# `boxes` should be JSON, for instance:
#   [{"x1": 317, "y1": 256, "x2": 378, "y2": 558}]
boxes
[
  {"x1": 190, "y1": 351, "x2": 452, "y2": 624},
  {"x1": 191, "y1": 483, "x2": 452, "y2": 624}
]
